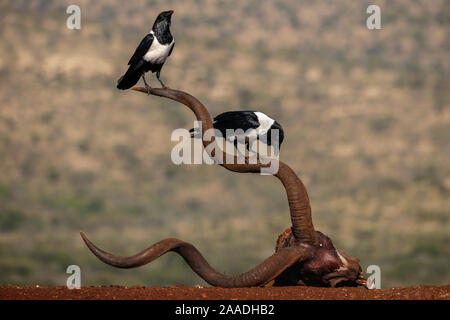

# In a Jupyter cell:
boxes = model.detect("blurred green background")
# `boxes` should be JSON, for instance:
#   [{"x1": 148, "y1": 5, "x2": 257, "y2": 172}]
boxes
[{"x1": 0, "y1": 0, "x2": 448, "y2": 289}]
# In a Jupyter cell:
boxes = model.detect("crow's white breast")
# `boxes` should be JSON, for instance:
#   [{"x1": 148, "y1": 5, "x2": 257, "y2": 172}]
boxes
[{"x1": 144, "y1": 33, "x2": 174, "y2": 64}]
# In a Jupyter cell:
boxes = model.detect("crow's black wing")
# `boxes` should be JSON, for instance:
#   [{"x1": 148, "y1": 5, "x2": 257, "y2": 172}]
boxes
[
  {"x1": 127, "y1": 33, "x2": 154, "y2": 68},
  {"x1": 213, "y1": 111, "x2": 260, "y2": 133}
]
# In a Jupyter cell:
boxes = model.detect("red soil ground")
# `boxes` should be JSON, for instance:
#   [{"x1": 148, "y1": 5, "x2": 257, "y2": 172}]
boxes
[{"x1": 0, "y1": 285, "x2": 448, "y2": 300}]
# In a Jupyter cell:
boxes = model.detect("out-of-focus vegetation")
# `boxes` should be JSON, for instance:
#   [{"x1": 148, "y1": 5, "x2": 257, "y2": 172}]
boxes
[{"x1": 0, "y1": 0, "x2": 448, "y2": 288}]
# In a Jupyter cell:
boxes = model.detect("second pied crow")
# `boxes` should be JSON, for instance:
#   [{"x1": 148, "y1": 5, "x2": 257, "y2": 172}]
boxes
[{"x1": 190, "y1": 111, "x2": 284, "y2": 153}]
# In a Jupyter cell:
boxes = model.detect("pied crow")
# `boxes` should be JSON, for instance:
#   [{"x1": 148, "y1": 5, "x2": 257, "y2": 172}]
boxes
[
  {"x1": 190, "y1": 111, "x2": 284, "y2": 154},
  {"x1": 117, "y1": 10, "x2": 175, "y2": 90}
]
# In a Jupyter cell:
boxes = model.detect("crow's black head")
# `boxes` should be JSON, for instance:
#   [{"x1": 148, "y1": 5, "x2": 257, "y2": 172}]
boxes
[
  {"x1": 155, "y1": 10, "x2": 173, "y2": 24},
  {"x1": 153, "y1": 10, "x2": 174, "y2": 33}
]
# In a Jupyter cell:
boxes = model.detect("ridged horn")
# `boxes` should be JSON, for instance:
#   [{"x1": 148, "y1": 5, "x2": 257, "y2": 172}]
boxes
[
  {"x1": 132, "y1": 87, "x2": 319, "y2": 244},
  {"x1": 80, "y1": 231, "x2": 313, "y2": 288}
]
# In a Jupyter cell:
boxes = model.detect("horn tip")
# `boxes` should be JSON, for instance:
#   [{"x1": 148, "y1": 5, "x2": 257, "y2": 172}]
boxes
[{"x1": 79, "y1": 231, "x2": 92, "y2": 247}]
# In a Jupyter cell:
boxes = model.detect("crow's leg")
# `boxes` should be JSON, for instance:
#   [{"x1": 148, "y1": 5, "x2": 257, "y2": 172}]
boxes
[
  {"x1": 142, "y1": 74, "x2": 151, "y2": 94},
  {"x1": 156, "y1": 71, "x2": 165, "y2": 88},
  {"x1": 245, "y1": 136, "x2": 254, "y2": 152},
  {"x1": 233, "y1": 139, "x2": 242, "y2": 157},
  {"x1": 233, "y1": 139, "x2": 247, "y2": 158},
  {"x1": 246, "y1": 137, "x2": 258, "y2": 154}
]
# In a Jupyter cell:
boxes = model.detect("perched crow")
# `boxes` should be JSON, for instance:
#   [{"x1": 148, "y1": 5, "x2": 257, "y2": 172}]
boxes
[
  {"x1": 190, "y1": 111, "x2": 284, "y2": 154},
  {"x1": 117, "y1": 10, "x2": 175, "y2": 90}
]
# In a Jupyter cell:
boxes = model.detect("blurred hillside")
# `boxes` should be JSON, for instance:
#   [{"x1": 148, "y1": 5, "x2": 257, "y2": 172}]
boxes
[{"x1": 0, "y1": 0, "x2": 448, "y2": 288}]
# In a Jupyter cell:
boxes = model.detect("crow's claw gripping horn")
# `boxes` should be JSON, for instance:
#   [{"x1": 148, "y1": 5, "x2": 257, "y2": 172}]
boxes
[
  {"x1": 81, "y1": 87, "x2": 366, "y2": 288},
  {"x1": 80, "y1": 231, "x2": 314, "y2": 288}
]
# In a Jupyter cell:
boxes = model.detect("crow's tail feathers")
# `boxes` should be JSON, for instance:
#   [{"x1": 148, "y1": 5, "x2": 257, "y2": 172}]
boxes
[{"x1": 117, "y1": 68, "x2": 141, "y2": 90}]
